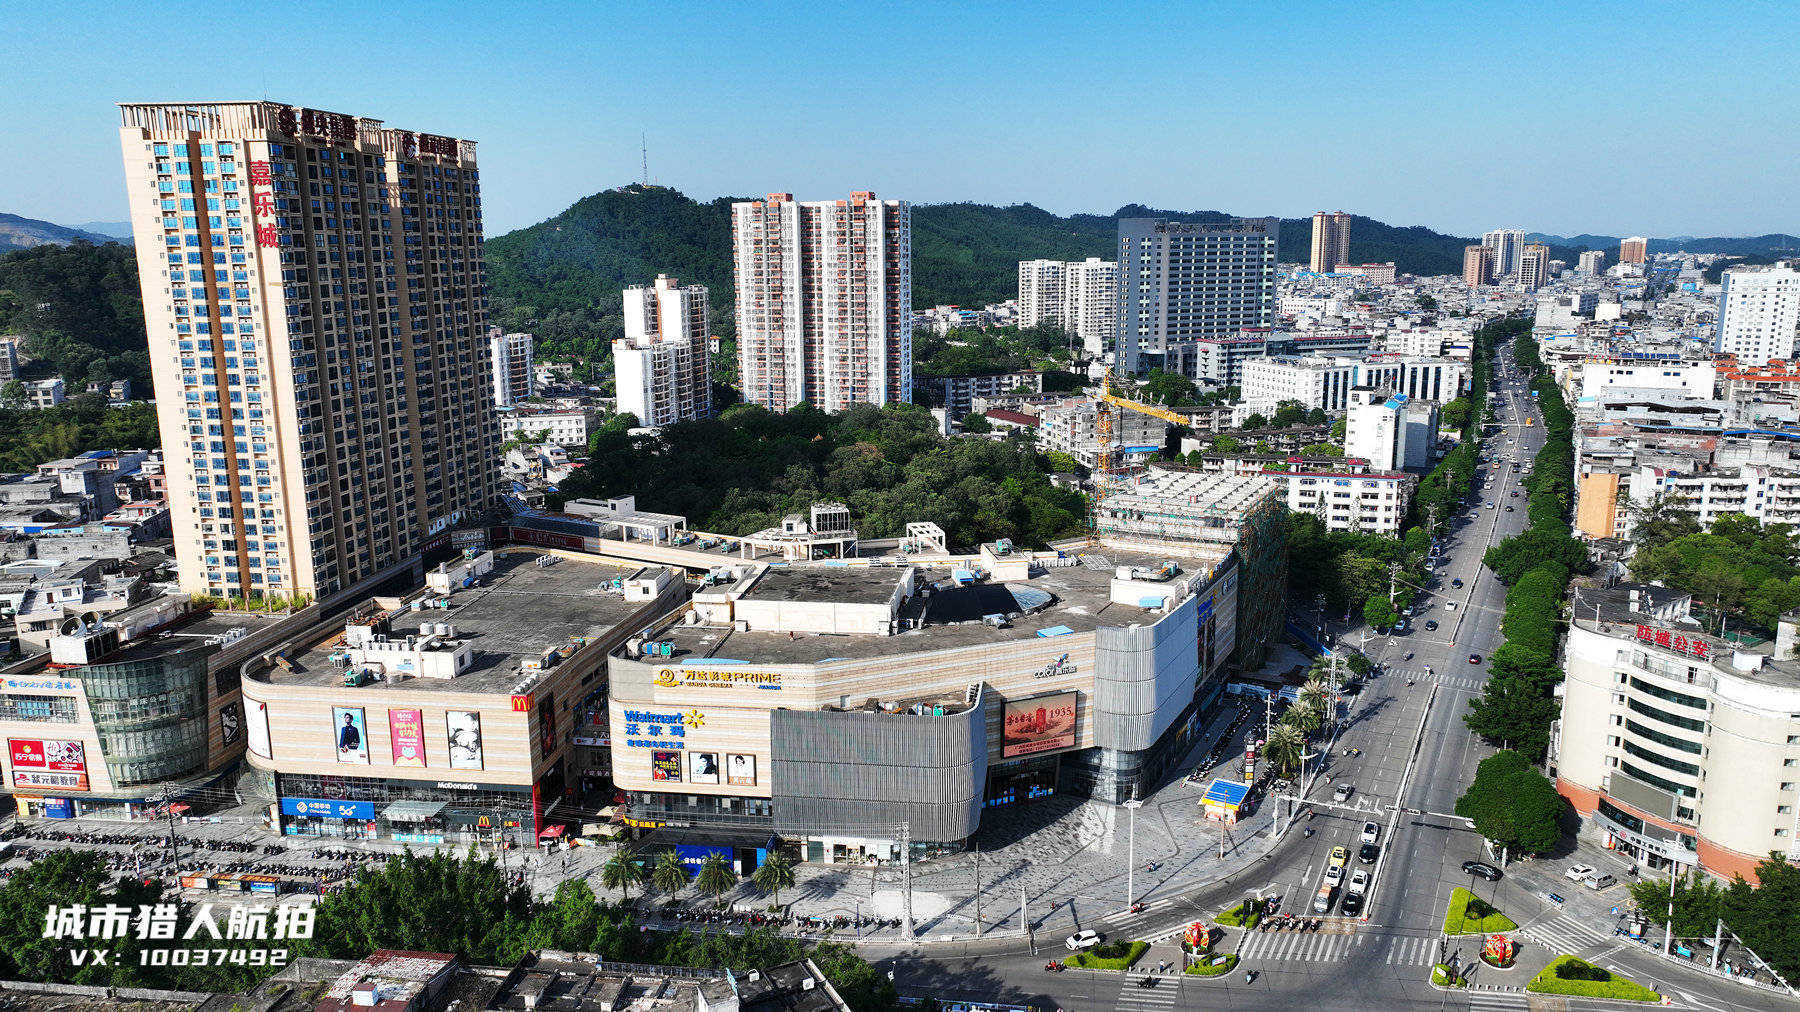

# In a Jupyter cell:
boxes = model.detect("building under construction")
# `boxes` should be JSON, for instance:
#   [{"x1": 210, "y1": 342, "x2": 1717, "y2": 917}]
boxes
[{"x1": 1093, "y1": 466, "x2": 1288, "y2": 670}]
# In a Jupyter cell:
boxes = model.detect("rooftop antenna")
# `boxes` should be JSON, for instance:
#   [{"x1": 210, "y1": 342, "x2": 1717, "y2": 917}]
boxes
[{"x1": 641, "y1": 133, "x2": 649, "y2": 186}]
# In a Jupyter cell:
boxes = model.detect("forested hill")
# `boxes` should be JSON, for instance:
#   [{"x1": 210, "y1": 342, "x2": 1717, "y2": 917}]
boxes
[{"x1": 483, "y1": 185, "x2": 1523, "y2": 361}]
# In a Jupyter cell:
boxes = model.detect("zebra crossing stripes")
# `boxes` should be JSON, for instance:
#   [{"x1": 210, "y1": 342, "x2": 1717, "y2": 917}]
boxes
[
  {"x1": 1382, "y1": 668, "x2": 1488, "y2": 692},
  {"x1": 1236, "y1": 929, "x2": 1359, "y2": 963},
  {"x1": 1112, "y1": 977, "x2": 1180, "y2": 1011},
  {"x1": 1466, "y1": 993, "x2": 1529, "y2": 1011},
  {"x1": 1520, "y1": 912, "x2": 1613, "y2": 954},
  {"x1": 1381, "y1": 935, "x2": 1442, "y2": 965}
]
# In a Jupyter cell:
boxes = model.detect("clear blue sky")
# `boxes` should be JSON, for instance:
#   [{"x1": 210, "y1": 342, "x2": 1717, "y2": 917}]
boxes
[{"x1": 7, "y1": 0, "x2": 1796, "y2": 239}]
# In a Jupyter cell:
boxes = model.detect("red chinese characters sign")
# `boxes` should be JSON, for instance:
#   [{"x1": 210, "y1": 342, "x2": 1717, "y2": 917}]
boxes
[
  {"x1": 1635, "y1": 625, "x2": 1710, "y2": 660},
  {"x1": 248, "y1": 160, "x2": 279, "y2": 248}
]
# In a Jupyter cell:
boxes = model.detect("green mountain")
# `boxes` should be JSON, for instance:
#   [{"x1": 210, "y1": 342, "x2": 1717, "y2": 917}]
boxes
[
  {"x1": 0, "y1": 240, "x2": 149, "y2": 389},
  {"x1": 0, "y1": 213, "x2": 118, "y2": 253},
  {"x1": 484, "y1": 186, "x2": 1532, "y2": 362},
  {"x1": 1528, "y1": 231, "x2": 1800, "y2": 258}
]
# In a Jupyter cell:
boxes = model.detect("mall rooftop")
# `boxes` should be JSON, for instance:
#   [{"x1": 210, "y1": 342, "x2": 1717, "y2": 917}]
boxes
[{"x1": 259, "y1": 551, "x2": 678, "y2": 694}]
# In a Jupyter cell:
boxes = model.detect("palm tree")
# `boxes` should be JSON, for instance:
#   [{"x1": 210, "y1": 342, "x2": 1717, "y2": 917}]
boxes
[
  {"x1": 1263, "y1": 724, "x2": 1306, "y2": 776},
  {"x1": 752, "y1": 851, "x2": 796, "y2": 908},
  {"x1": 1299, "y1": 678, "x2": 1331, "y2": 713},
  {"x1": 1283, "y1": 699, "x2": 1324, "y2": 737},
  {"x1": 695, "y1": 852, "x2": 737, "y2": 902},
  {"x1": 651, "y1": 849, "x2": 689, "y2": 897},
  {"x1": 601, "y1": 850, "x2": 645, "y2": 901}
]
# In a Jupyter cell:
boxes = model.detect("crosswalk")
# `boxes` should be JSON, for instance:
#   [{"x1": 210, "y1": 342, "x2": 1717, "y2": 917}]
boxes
[
  {"x1": 1235, "y1": 928, "x2": 1452, "y2": 966},
  {"x1": 1518, "y1": 911, "x2": 1614, "y2": 955},
  {"x1": 1466, "y1": 994, "x2": 1530, "y2": 1012},
  {"x1": 1381, "y1": 667, "x2": 1489, "y2": 692},
  {"x1": 1112, "y1": 975, "x2": 1180, "y2": 1012}
]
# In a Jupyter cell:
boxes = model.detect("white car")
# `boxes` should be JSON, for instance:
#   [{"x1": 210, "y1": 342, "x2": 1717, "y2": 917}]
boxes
[
  {"x1": 1444, "y1": 602, "x2": 1458, "y2": 611},
  {"x1": 1360, "y1": 822, "x2": 1380, "y2": 844},
  {"x1": 1347, "y1": 869, "x2": 1370, "y2": 896},
  {"x1": 1065, "y1": 929, "x2": 1102, "y2": 950},
  {"x1": 1324, "y1": 863, "x2": 1345, "y2": 887},
  {"x1": 1564, "y1": 864, "x2": 1597, "y2": 882}
]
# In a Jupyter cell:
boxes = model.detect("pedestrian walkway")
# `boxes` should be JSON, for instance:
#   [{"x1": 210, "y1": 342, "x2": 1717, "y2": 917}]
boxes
[
  {"x1": 1111, "y1": 975, "x2": 1180, "y2": 1012},
  {"x1": 1380, "y1": 666, "x2": 1488, "y2": 692},
  {"x1": 1518, "y1": 911, "x2": 1613, "y2": 956},
  {"x1": 1465, "y1": 994, "x2": 1530, "y2": 1011}
]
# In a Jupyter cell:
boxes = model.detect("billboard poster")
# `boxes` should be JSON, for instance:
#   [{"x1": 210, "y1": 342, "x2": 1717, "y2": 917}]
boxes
[
  {"x1": 727, "y1": 753, "x2": 757, "y2": 787},
  {"x1": 246, "y1": 699, "x2": 272, "y2": 759},
  {"x1": 9, "y1": 738, "x2": 89, "y2": 792},
  {"x1": 389, "y1": 709, "x2": 425, "y2": 768},
  {"x1": 651, "y1": 750, "x2": 682, "y2": 782},
  {"x1": 1001, "y1": 691, "x2": 1078, "y2": 758},
  {"x1": 332, "y1": 707, "x2": 369, "y2": 764},
  {"x1": 447, "y1": 710, "x2": 484, "y2": 770},
  {"x1": 688, "y1": 751, "x2": 721, "y2": 785},
  {"x1": 219, "y1": 702, "x2": 242, "y2": 745},
  {"x1": 540, "y1": 692, "x2": 558, "y2": 753}
]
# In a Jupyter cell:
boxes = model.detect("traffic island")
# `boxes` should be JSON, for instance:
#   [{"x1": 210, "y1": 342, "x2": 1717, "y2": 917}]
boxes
[
  {"x1": 1430, "y1": 962, "x2": 1467, "y2": 987},
  {"x1": 1065, "y1": 940, "x2": 1149, "y2": 971},
  {"x1": 1187, "y1": 953, "x2": 1239, "y2": 977},
  {"x1": 1215, "y1": 900, "x2": 1262, "y2": 929},
  {"x1": 1443, "y1": 887, "x2": 1517, "y2": 935},
  {"x1": 1527, "y1": 956, "x2": 1661, "y2": 1002}
]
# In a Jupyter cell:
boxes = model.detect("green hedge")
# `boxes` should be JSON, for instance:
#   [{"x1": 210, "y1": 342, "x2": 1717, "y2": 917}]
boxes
[
  {"x1": 1527, "y1": 956, "x2": 1660, "y2": 1002},
  {"x1": 1066, "y1": 940, "x2": 1148, "y2": 971},
  {"x1": 1216, "y1": 901, "x2": 1261, "y2": 928},
  {"x1": 1186, "y1": 952, "x2": 1239, "y2": 976},
  {"x1": 1430, "y1": 962, "x2": 1467, "y2": 987},
  {"x1": 1442, "y1": 886, "x2": 1517, "y2": 935}
]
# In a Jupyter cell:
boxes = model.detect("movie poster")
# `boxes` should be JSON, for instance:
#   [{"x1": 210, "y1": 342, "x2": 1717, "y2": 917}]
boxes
[
  {"x1": 688, "y1": 751, "x2": 721, "y2": 784},
  {"x1": 389, "y1": 708, "x2": 425, "y2": 767},
  {"x1": 219, "y1": 702, "x2": 242, "y2": 745},
  {"x1": 727, "y1": 753, "x2": 756, "y2": 786},
  {"x1": 447, "y1": 710, "x2": 484, "y2": 770},
  {"x1": 332, "y1": 707, "x2": 369, "y2": 764},
  {"x1": 1001, "y1": 691, "x2": 1078, "y2": 758},
  {"x1": 651, "y1": 750, "x2": 682, "y2": 782}
]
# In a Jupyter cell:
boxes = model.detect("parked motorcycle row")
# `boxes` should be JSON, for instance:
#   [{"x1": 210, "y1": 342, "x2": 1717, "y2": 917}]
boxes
[
  {"x1": 1187, "y1": 700, "x2": 1262, "y2": 782},
  {"x1": 1257, "y1": 912, "x2": 1322, "y2": 933},
  {"x1": 624, "y1": 904, "x2": 902, "y2": 932}
]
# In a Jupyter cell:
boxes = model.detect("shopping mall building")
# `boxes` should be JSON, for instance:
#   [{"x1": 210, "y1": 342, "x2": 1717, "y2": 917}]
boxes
[{"x1": 605, "y1": 540, "x2": 1241, "y2": 863}]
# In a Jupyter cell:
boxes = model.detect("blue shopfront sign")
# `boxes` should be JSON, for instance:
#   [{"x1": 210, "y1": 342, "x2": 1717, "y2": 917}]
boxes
[
  {"x1": 281, "y1": 797, "x2": 375, "y2": 820},
  {"x1": 43, "y1": 798, "x2": 74, "y2": 819},
  {"x1": 391, "y1": 832, "x2": 445, "y2": 845}
]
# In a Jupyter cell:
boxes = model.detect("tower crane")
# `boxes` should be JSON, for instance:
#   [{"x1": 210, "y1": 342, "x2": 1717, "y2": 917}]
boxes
[{"x1": 1092, "y1": 367, "x2": 1192, "y2": 520}]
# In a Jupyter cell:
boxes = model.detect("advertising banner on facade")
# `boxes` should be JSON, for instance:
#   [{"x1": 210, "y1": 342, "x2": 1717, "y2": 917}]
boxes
[
  {"x1": 332, "y1": 707, "x2": 369, "y2": 764},
  {"x1": 389, "y1": 708, "x2": 425, "y2": 767},
  {"x1": 687, "y1": 751, "x2": 721, "y2": 784},
  {"x1": 1001, "y1": 691, "x2": 1078, "y2": 758},
  {"x1": 9, "y1": 739, "x2": 89, "y2": 791},
  {"x1": 651, "y1": 750, "x2": 682, "y2": 782},
  {"x1": 280, "y1": 797, "x2": 376, "y2": 820},
  {"x1": 246, "y1": 699, "x2": 272, "y2": 759},
  {"x1": 727, "y1": 753, "x2": 757, "y2": 786},
  {"x1": 447, "y1": 710, "x2": 484, "y2": 770}
]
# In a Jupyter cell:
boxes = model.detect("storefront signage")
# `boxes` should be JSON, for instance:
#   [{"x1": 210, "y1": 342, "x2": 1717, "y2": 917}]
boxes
[
  {"x1": 511, "y1": 695, "x2": 532, "y2": 711},
  {"x1": 619, "y1": 708, "x2": 704, "y2": 749},
  {"x1": 1001, "y1": 693, "x2": 1078, "y2": 759},
  {"x1": 1, "y1": 677, "x2": 78, "y2": 693},
  {"x1": 9, "y1": 739, "x2": 88, "y2": 792},
  {"x1": 1634, "y1": 625, "x2": 1711, "y2": 659},
  {"x1": 391, "y1": 832, "x2": 445, "y2": 845},
  {"x1": 654, "y1": 667, "x2": 783, "y2": 690},
  {"x1": 281, "y1": 797, "x2": 375, "y2": 820},
  {"x1": 434, "y1": 781, "x2": 478, "y2": 791},
  {"x1": 573, "y1": 735, "x2": 608, "y2": 747},
  {"x1": 1032, "y1": 653, "x2": 1078, "y2": 679},
  {"x1": 389, "y1": 708, "x2": 425, "y2": 768}
]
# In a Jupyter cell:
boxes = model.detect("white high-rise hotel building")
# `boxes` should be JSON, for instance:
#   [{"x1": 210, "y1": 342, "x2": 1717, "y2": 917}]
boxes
[
  {"x1": 1482, "y1": 228, "x2": 1526, "y2": 277},
  {"x1": 732, "y1": 192, "x2": 911, "y2": 412},
  {"x1": 488, "y1": 327, "x2": 535, "y2": 407},
  {"x1": 1018, "y1": 257, "x2": 1118, "y2": 357},
  {"x1": 614, "y1": 275, "x2": 712, "y2": 426},
  {"x1": 117, "y1": 101, "x2": 497, "y2": 601},
  {"x1": 1715, "y1": 263, "x2": 1800, "y2": 366}
]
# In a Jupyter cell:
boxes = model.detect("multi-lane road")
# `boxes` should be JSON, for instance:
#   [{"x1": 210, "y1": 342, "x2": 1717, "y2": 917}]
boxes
[{"x1": 871, "y1": 347, "x2": 1798, "y2": 1010}]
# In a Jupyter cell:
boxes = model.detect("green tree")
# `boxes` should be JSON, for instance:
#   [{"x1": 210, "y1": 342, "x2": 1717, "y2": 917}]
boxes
[
  {"x1": 1439, "y1": 398, "x2": 1472, "y2": 431},
  {"x1": 1282, "y1": 698, "x2": 1324, "y2": 736},
  {"x1": 1306, "y1": 407, "x2": 1327, "y2": 426},
  {"x1": 1464, "y1": 679, "x2": 1560, "y2": 761},
  {"x1": 1363, "y1": 593, "x2": 1399, "y2": 631},
  {"x1": 1044, "y1": 450, "x2": 1078, "y2": 473},
  {"x1": 1211, "y1": 434, "x2": 1241, "y2": 453},
  {"x1": 1243, "y1": 412, "x2": 1269, "y2": 431},
  {"x1": 652, "y1": 850, "x2": 691, "y2": 897},
  {"x1": 0, "y1": 380, "x2": 22, "y2": 409},
  {"x1": 695, "y1": 853, "x2": 737, "y2": 901},
  {"x1": 1719, "y1": 858, "x2": 1800, "y2": 982},
  {"x1": 961, "y1": 412, "x2": 993, "y2": 434},
  {"x1": 1262, "y1": 723, "x2": 1306, "y2": 775},
  {"x1": 1454, "y1": 751, "x2": 1564, "y2": 853},
  {"x1": 601, "y1": 850, "x2": 646, "y2": 901},
  {"x1": 1271, "y1": 400, "x2": 1307, "y2": 428},
  {"x1": 1330, "y1": 417, "x2": 1347, "y2": 440},
  {"x1": 751, "y1": 851, "x2": 797, "y2": 907},
  {"x1": 301, "y1": 850, "x2": 537, "y2": 965},
  {"x1": 1626, "y1": 873, "x2": 1724, "y2": 939},
  {"x1": 1141, "y1": 368, "x2": 1199, "y2": 406}
]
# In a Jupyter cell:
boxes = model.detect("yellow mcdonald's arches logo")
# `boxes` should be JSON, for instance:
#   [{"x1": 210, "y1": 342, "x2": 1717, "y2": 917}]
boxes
[{"x1": 653, "y1": 668, "x2": 679, "y2": 687}]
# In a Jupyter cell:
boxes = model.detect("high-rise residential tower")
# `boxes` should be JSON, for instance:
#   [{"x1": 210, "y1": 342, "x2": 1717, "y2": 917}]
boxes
[
  {"x1": 1517, "y1": 243, "x2": 1552, "y2": 290},
  {"x1": 1619, "y1": 236, "x2": 1648, "y2": 264},
  {"x1": 732, "y1": 192, "x2": 911, "y2": 412},
  {"x1": 1018, "y1": 257, "x2": 1117, "y2": 358},
  {"x1": 1308, "y1": 211, "x2": 1351, "y2": 273},
  {"x1": 1715, "y1": 263, "x2": 1800, "y2": 366},
  {"x1": 1116, "y1": 217, "x2": 1278, "y2": 376},
  {"x1": 488, "y1": 327, "x2": 535, "y2": 407},
  {"x1": 118, "y1": 101, "x2": 497, "y2": 602},
  {"x1": 1017, "y1": 259, "x2": 1067, "y2": 330},
  {"x1": 1462, "y1": 244, "x2": 1495, "y2": 287},
  {"x1": 1481, "y1": 229, "x2": 1526, "y2": 277},
  {"x1": 614, "y1": 274, "x2": 712, "y2": 426},
  {"x1": 1578, "y1": 249, "x2": 1607, "y2": 274}
]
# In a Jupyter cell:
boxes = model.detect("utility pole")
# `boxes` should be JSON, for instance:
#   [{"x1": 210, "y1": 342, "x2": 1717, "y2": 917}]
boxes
[
  {"x1": 161, "y1": 785, "x2": 178, "y2": 875},
  {"x1": 1123, "y1": 798, "x2": 1142, "y2": 912},
  {"x1": 972, "y1": 842, "x2": 982, "y2": 933},
  {"x1": 1021, "y1": 881, "x2": 1030, "y2": 946},
  {"x1": 1664, "y1": 869, "x2": 1676, "y2": 956}
]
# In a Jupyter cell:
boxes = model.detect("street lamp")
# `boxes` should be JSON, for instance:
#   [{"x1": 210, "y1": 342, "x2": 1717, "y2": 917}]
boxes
[{"x1": 1123, "y1": 798, "x2": 1143, "y2": 912}]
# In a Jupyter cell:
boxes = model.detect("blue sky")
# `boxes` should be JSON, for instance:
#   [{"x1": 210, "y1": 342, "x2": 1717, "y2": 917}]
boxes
[{"x1": 6, "y1": 0, "x2": 1796, "y2": 239}]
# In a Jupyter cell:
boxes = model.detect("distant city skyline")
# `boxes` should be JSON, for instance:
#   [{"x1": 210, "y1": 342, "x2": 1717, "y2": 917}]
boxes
[{"x1": 5, "y1": 1, "x2": 1797, "y2": 239}]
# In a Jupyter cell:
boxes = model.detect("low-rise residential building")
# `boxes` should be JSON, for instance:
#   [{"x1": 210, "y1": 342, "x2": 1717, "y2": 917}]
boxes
[
  {"x1": 1554, "y1": 583, "x2": 1800, "y2": 883},
  {"x1": 1036, "y1": 396, "x2": 1167, "y2": 469},
  {"x1": 1240, "y1": 357, "x2": 1356, "y2": 415},
  {"x1": 1345, "y1": 390, "x2": 1438, "y2": 471},
  {"x1": 1181, "y1": 454, "x2": 1414, "y2": 535},
  {"x1": 22, "y1": 378, "x2": 63, "y2": 409},
  {"x1": 498, "y1": 408, "x2": 594, "y2": 449},
  {"x1": 940, "y1": 370, "x2": 1043, "y2": 417}
]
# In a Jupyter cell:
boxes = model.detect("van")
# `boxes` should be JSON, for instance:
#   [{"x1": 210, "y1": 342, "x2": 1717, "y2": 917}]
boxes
[
  {"x1": 1313, "y1": 882, "x2": 1336, "y2": 914},
  {"x1": 1582, "y1": 872, "x2": 1616, "y2": 891}
]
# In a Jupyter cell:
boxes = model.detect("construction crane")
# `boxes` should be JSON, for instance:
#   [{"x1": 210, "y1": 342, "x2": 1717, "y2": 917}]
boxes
[{"x1": 1093, "y1": 366, "x2": 1192, "y2": 519}]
